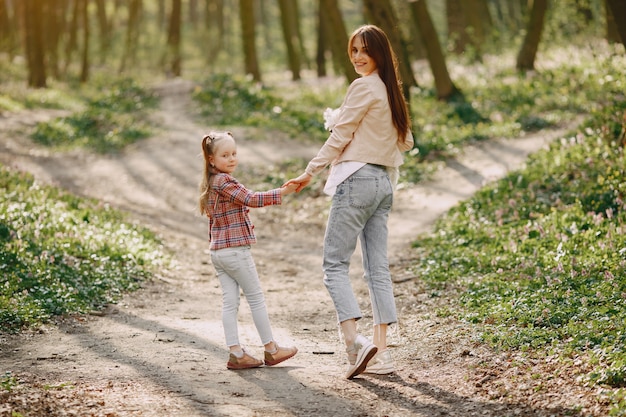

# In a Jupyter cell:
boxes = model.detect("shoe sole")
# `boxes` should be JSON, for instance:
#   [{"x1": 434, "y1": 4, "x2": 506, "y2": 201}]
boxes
[
  {"x1": 264, "y1": 349, "x2": 298, "y2": 366},
  {"x1": 346, "y1": 345, "x2": 378, "y2": 379},
  {"x1": 227, "y1": 362, "x2": 263, "y2": 370}
]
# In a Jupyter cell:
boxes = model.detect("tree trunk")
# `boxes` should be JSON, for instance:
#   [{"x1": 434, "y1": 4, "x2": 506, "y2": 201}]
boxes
[
  {"x1": 204, "y1": 0, "x2": 224, "y2": 68},
  {"x1": 319, "y1": 0, "x2": 355, "y2": 83},
  {"x1": 362, "y1": 0, "x2": 417, "y2": 94},
  {"x1": 95, "y1": 0, "x2": 111, "y2": 61},
  {"x1": 277, "y1": 0, "x2": 301, "y2": 80},
  {"x1": 188, "y1": 0, "x2": 198, "y2": 28},
  {"x1": 605, "y1": 0, "x2": 621, "y2": 43},
  {"x1": 316, "y1": 1, "x2": 328, "y2": 77},
  {"x1": 80, "y1": 0, "x2": 90, "y2": 83},
  {"x1": 64, "y1": 0, "x2": 80, "y2": 74},
  {"x1": 240, "y1": 0, "x2": 261, "y2": 81},
  {"x1": 119, "y1": 0, "x2": 142, "y2": 73},
  {"x1": 165, "y1": 0, "x2": 182, "y2": 77},
  {"x1": 0, "y1": 0, "x2": 17, "y2": 56},
  {"x1": 409, "y1": 0, "x2": 460, "y2": 101},
  {"x1": 24, "y1": 0, "x2": 47, "y2": 87},
  {"x1": 516, "y1": 0, "x2": 548, "y2": 72},
  {"x1": 459, "y1": 0, "x2": 486, "y2": 61},
  {"x1": 446, "y1": 0, "x2": 469, "y2": 54},
  {"x1": 606, "y1": 0, "x2": 626, "y2": 47},
  {"x1": 43, "y1": 0, "x2": 61, "y2": 79}
]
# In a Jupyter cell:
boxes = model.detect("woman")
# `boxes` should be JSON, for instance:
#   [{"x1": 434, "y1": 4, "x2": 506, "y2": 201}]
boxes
[{"x1": 285, "y1": 24, "x2": 414, "y2": 379}]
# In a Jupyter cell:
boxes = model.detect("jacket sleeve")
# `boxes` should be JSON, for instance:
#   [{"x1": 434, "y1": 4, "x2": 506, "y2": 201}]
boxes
[
  {"x1": 398, "y1": 130, "x2": 414, "y2": 152},
  {"x1": 217, "y1": 175, "x2": 282, "y2": 208},
  {"x1": 305, "y1": 80, "x2": 374, "y2": 176}
]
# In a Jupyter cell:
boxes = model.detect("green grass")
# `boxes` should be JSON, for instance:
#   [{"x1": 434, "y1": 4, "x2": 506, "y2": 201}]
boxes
[
  {"x1": 0, "y1": 165, "x2": 166, "y2": 333},
  {"x1": 407, "y1": 72, "x2": 626, "y2": 410},
  {"x1": 29, "y1": 78, "x2": 158, "y2": 153}
]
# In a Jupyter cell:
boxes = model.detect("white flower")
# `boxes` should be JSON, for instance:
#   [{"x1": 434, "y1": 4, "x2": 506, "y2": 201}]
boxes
[{"x1": 323, "y1": 107, "x2": 340, "y2": 131}]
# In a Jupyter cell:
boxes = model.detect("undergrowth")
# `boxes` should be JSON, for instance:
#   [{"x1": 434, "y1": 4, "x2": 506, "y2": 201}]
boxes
[
  {"x1": 408, "y1": 66, "x2": 626, "y2": 411},
  {"x1": 30, "y1": 78, "x2": 158, "y2": 153},
  {"x1": 0, "y1": 165, "x2": 166, "y2": 333}
]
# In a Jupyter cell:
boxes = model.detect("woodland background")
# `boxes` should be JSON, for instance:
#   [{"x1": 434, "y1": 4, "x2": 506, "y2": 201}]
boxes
[
  {"x1": 1, "y1": 1, "x2": 626, "y2": 415},
  {"x1": 5, "y1": 0, "x2": 626, "y2": 94}
]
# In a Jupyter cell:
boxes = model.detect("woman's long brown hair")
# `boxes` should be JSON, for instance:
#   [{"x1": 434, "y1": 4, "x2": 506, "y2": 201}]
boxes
[{"x1": 348, "y1": 25, "x2": 410, "y2": 139}]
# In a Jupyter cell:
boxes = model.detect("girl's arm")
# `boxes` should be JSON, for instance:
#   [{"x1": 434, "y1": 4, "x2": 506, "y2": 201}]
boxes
[{"x1": 217, "y1": 176, "x2": 283, "y2": 208}]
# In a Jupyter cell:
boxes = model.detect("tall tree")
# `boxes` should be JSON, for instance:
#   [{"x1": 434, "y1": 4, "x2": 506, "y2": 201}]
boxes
[
  {"x1": 204, "y1": 0, "x2": 225, "y2": 69},
  {"x1": 80, "y1": 0, "x2": 90, "y2": 83},
  {"x1": 409, "y1": 0, "x2": 461, "y2": 101},
  {"x1": 42, "y1": 0, "x2": 62, "y2": 79},
  {"x1": 362, "y1": 0, "x2": 417, "y2": 96},
  {"x1": 165, "y1": 0, "x2": 182, "y2": 76},
  {"x1": 319, "y1": 0, "x2": 355, "y2": 83},
  {"x1": 316, "y1": 2, "x2": 329, "y2": 77},
  {"x1": 606, "y1": 0, "x2": 626, "y2": 47},
  {"x1": 95, "y1": 0, "x2": 111, "y2": 61},
  {"x1": 0, "y1": 0, "x2": 17, "y2": 56},
  {"x1": 119, "y1": 0, "x2": 142, "y2": 73},
  {"x1": 23, "y1": 0, "x2": 47, "y2": 87},
  {"x1": 605, "y1": 0, "x2": 621, "y2": 43},
  {"x1": 240, "y1": 0, "x2": 261, "y2": 81},
  {"x1": 64, "y1": 0, "x2": 80, "y2": 74},
  {"x1": 516, "y1": 0, "x2": 548, "y2": 71},
  {"x1": 277, "y1": 0, "x2": 302, "y2": 80},
  {"x1": 446, "y1": 0, "x2": 469, "y2": 54}
]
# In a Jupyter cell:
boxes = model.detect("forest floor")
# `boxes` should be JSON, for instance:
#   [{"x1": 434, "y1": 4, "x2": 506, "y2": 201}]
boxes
[{"x1": 0, "y1": 78, "x2": 609, "y2": 416}]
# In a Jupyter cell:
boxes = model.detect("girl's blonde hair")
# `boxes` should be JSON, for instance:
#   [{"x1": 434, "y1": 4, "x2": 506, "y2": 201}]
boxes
[
  {"x1": 198, "y1": 131, "x2": 233, "y2": 215},
  {"x1": 348, "y1": 25, "x2": 411, "y2": 139}
]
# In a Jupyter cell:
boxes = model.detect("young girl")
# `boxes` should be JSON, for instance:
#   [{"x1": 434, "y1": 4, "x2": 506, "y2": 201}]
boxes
[
  {"x1": 285, "y1": 25, "x2": 414, "y2": 379},
  {"x1": 198, "y1": 131, "x2": 298, "y2": 370}
]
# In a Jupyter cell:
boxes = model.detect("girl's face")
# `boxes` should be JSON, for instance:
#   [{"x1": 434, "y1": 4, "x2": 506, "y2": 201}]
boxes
[
  {"x1": 210, "y1": 136, "x2": 238, "y2": 174},
  {"x1": 350, "y1": 35, "x2": 377, "y2": 76}
]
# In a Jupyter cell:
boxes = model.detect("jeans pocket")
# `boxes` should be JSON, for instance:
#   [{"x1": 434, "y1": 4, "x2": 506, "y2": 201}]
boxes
[{"x1": 348, "y1": 176, "x2": 377, "y2": 208}]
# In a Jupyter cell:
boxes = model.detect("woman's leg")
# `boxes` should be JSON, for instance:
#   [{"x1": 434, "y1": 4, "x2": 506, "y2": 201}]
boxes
[
  {"x1": 322, "y1": 186, "x2": 365, "y2": 324},
  {"x1": 360, "y1": 169, "x2": 397, "y2": 348},
  {"x1": 373, "y1": 323, "x2": 388, "y2": 351}
]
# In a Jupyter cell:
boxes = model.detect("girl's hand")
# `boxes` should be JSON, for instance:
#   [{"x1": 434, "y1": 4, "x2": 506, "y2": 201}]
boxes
[
  {"x1": 280, "y1": 182, "x2": 299, "y2": 196},
  {"x1": 284, "y1": 173, "x2": 312, "y2": 192}
]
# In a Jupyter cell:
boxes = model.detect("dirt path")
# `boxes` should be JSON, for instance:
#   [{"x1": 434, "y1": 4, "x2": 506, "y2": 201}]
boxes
[{"x1": 0, "y1": 79, "x2": 603, "y2": 416}]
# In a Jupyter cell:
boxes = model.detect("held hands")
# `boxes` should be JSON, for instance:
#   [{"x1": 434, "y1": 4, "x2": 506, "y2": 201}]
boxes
[
  {"x1": 280, "y1": 181, "x2": 299, "y2": 196},
  {"x1": 283, "y1": 173, "x2": 312, "y2": 193}
]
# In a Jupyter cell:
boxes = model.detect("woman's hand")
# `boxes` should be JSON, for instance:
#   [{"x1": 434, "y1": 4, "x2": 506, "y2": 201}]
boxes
[{"x1": 283, "y1": 173, "x2": 312, "y2": 192}]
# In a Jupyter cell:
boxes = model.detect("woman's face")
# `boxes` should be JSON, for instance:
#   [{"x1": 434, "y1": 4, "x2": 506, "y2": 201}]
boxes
[
  {"x1": 350, "y1": 35, "x2": 377, "y2": 76},
  {"x1": 210, "y1": 136, "x2": 238, "y2": 174}
]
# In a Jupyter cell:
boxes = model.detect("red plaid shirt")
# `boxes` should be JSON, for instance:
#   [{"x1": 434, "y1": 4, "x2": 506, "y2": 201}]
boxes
[{"x1": 206, "y1": 173, "x2": 282, "y2": 250}]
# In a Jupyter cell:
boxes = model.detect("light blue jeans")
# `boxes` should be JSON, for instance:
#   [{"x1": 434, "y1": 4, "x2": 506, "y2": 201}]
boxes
[
  {"x1": 210, "y1": 246, "x2": 274, "y2": 347},
  {"x1": 323, "y1": 164, "x2": 398, "y2": 325}
]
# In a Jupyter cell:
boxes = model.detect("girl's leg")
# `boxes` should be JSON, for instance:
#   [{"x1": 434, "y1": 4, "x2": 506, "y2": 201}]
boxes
[
  {"x1": 211, "y1": 251, "x2": 242, "y2": 348},
  {"x1": 211, "y1": 247, "x2": 274, "y2": 345},
  {"x1": 225, "y1": 246, "x2": 275, "y2": 345}
]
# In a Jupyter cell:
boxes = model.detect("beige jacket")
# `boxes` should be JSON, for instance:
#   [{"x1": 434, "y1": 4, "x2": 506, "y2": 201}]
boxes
[{"x1": 305, "y1": 71, "x2": 414, "y2": 176}]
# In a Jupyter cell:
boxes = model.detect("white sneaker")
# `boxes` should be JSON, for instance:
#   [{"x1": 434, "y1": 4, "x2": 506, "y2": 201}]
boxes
[
  {"x1": 364, "y1": 349, "x2": 394, "y2": 375},
  {"x1": 345, "y1": 334, "x2": 378, "y2": 379}
]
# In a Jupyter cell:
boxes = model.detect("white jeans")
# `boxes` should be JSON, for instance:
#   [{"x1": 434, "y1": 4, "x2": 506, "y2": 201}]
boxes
[{"x1": 210, "y1": 246, "x2": 274, "y2": 347}]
